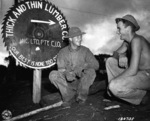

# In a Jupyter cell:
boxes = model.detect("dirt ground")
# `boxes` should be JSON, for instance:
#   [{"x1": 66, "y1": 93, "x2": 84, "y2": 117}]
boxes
[{"x1": 0, "y1": 72, "x2": 150, "y2": 121}]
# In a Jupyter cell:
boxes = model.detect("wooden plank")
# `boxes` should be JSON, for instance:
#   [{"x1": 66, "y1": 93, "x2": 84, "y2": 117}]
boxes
[
  {"x1": 33, "y1": 69, "x2": 42, "y2": 103},
  {"x1": 3, "y1": 101, "x2": 63, "y2": 121}
]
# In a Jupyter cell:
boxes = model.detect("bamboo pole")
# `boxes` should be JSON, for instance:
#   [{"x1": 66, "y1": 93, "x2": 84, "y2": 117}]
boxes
[
  {"x1": 3, "y1": 101, "x2": 63, "y2": 121},
  {"x1": 33, "y1": 69, "x2": 42, "y2": 103}
]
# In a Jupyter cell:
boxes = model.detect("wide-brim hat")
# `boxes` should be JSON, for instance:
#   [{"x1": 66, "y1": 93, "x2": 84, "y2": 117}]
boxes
[
  {"x1": 65, "y1": 27, "x2": 86, "y2": 38},
  {"x1": 115, "y1": 14, "x2": 140, "y2": 31}
]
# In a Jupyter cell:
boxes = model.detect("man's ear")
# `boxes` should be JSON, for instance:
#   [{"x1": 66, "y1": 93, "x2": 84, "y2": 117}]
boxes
[{"x1": 126, "y1": 26, "x2": 131, "y2": 32}]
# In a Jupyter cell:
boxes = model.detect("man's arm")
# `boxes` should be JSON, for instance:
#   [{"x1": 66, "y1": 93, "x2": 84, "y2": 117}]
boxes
[
  {"x1": 116, "y1": 37, "x2": 141, "y2": 77},
  {"x1": 57, "y1": 51, "x2": 66, "y2": 72},
  {"x1": 84, "y1": 49, "x2": 99, "y2": 70},
  {"x1": 116, "y1": 41, "x2": 128, "y2": 53},
  {"x1": 113, "y1": 41, "x2": 128, "y2": 59},
  {"x1": 57, "y1": 50, "x2": 76, "y2": 81}
]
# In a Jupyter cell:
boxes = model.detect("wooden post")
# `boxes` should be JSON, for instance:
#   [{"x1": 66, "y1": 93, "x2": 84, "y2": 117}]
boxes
[{"x1": 33, "y1": 69, "x2": 42, "y2": 103}]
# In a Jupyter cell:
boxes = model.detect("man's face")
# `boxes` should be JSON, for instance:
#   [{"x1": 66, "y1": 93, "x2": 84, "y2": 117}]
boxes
[
  {"x1": 71, "y1": 35, "x2": 82, "y2": 46},
  {"x1": 117, "y1": 21, "x2": 128, "y2": 40}
]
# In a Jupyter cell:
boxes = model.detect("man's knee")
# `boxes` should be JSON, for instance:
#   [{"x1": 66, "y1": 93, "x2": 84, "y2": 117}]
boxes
[
  {"x1": 108, "y1": 79, "x2": 122, "y2": 96},
  {"x1": 49, "y1": 70, "x2": 59, "y2": 82},
  {"x1": 84, "y1": 69, "x2": 96, "y2": 78},
  {"x1": 106, "y1": 57, "x2": 117, "y2": 67}
]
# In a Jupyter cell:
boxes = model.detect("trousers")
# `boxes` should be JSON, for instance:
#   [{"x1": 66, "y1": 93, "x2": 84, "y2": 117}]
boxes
[
  {"x1": 49, "y1": 69, "x2": 96, "y2": 102},
  {"x1": 106, "y1": 57, "x2": 150, "y2": 105}
]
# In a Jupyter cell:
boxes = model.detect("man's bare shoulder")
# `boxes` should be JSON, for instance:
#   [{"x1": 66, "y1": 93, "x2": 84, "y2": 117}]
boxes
[
  {"x1": 135, "y1": 35, "x2": 149, "y2": 43},
  {"x1": 133, "y1": 34, "x2": 142, "y2": 41},
  {"x1": 132, "y1": 35, "x2": 150, "y2": 46},
  {"x1": 133, "y1": 35, "x2": 150, "y2": 70},
  {"x1": 131, "y1": 35, "x2": 141, "y2": 48},
  {"x1": 139, "y1": 35, "x2": 150, "y2": 49}
]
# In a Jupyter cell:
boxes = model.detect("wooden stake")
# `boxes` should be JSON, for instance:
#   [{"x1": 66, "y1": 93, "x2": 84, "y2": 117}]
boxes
[
  {"x1": 3, "y1": 101, "x2": 63, "y2": 121},
  {"x1": 33, "y1": 69, "x2": 42, "y2": 103}
]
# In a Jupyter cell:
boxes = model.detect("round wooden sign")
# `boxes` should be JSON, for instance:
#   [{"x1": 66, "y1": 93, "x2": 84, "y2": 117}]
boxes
[{"x1": 2, "y1": 0, "x2": 69, "y2": 69}]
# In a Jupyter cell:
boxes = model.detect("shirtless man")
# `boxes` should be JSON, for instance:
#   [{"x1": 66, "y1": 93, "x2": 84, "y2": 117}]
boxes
[{"x1": 106, "y1": 14, "x2": 150, "y2": 105}]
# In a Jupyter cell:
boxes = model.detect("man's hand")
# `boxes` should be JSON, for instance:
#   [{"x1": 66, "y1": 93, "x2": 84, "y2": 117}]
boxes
[
  {"x1": 113, "y1": 51, "x2": 119, "y2": 59},
  {"x1": 119, "y1": 55, "x2": 128, "y2": 68},
  {"x1": 66, "y1": 63, "x2": 73, "y2": 72},
  {"x1": 65, "y1": 71, "x2": 76, "y2": 82},
  {"x1": 74, "y1": 66, "x2": 83, "y2": 77}
]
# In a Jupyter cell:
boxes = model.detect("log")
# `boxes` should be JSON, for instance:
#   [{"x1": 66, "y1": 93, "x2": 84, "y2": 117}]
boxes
[
  {"x1": 33, "y1": 69, "x2": 42, "y2": 103},
  {"x1": 3, "y1": 101, "x2": 63, "y2": 121}
]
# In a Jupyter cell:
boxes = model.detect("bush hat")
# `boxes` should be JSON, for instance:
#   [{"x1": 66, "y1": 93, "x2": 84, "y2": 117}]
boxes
[
  {"x1": 115, "y1": 14, "x2": 140, "y2": 31},
  {"x1": 66, "y1": 27, "x2": 86, "y2": 38}
]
